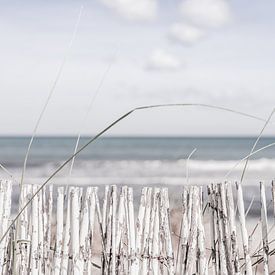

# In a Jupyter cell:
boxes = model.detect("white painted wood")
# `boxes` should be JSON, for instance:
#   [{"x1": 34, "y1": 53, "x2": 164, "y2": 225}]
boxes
[
  {"x1": 236, "y1": 182, "x2": 252, "y2": 275},
  {"x1": 208, "y1": 185, "x2": 218, "y2": 275},
  {"x1": 111, "y1": 185, "x2": 117, "y2": 275},
  {"x1": 79, "y1": 187, "x2": 91, "y2": 274},
  {"x1": 102, "y1": 186, "x2": 110, "y2": 238},
  {"x1": 2, "y1": 182, "x2": 274, "y2": 274},
  {"x1": 0, "y1": 181, "x2": 12, "y2": 275},
  {"x1": 272, "y1": 180, "x2": 275, "y2": 222},
  {"x1": 31, "y1": 185, "x2": 39, "y2": 275},
  {"x1": 151, "y1": 188, "x2": 160, "y2": 275},
  {"x1": 216, "y1": 185, "x2": 228, "y2": 275},
  {"x1": 61, "y1": 187, "x2": 72, "y2": 275},
  {"x1": 197, "y1": 190, "x2": 208, "y2": 275},
  {"x1": 178, "y1": 187, "x2": 189, "y2": 274},
  {"x1": 162, "y1": 188, "x2": 174, "y2": 274},
  {"x1": 185, "y1": 186, "x2": 199, "y2": 275},
  {"x1": 127, "y1": 187, "x2": 137, "y2": 274},
  {"x1": 115, "y1": 187, "x2": 125, "y2": 256},
  {"x1": 141, "y1": 188, "x2": 152, "y2": 275},
  {"x1": 54, "y1": 187, "x2": 64, "y2": 275},
  {"x1": 37, "y1": 188, "x2": 44, "y2": 274},
  {"x1": 44, "y1": 185, "x2": 53, "y2": 275},
  {"x1": 87, "y1": 187, "x2": 97, "y2": 274},
  {"x1": 136, "y1": 187, "x2": 147, "y2": 273},
  {"x1": 226, "y1": 182, "x2": 240, "y2": 274},
  {"x1": 0, "y1": 181, "x2": 4, "y2": 235},
  {"x1": 14, "y1": 184, "x2": 31, "y2": 275},
  {"x1": 260, "y1": 182, "x2": 269, "y2": 275},
  {"x1": 70, "y1": 187, "x2": 81, "y2": 275},
  {"x1": 220, "y1": 183, "x2": 233, "y2": 274}
]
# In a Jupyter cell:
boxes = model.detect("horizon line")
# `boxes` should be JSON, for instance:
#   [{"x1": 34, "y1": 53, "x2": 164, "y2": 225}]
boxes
[{"x1": 0, "y1": 135, "x2": 275, "y2": 138}]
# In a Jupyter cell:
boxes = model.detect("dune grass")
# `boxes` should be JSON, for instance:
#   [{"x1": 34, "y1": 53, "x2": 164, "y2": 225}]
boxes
[
  {"x1": 2, "y1": 102, "x2": 275, "y2": 245},
  {"x1": 10, "y1": 7, "x2": 84, "y2": 271},
  {"x1": 19, "y1": 5, "x2": 83, "y2": 189},
  {"x1": 68, "y1": 47, "x2": 117, "y2": 177},
  {"x1": 240, "y1": 108, "x2": 275, "y2": 183}
]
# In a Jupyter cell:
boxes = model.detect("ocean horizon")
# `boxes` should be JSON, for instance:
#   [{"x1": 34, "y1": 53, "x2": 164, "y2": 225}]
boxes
[
  {"x1": 0, "y1": 136, "x2": 274, "y2": 184},
  {"x1": 1, "y1": 136, "x2": 274, "y2": 216}
]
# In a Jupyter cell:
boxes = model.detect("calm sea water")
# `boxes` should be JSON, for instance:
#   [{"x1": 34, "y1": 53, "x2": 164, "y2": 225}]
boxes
[
  {"x1": 2, "y1": 136, "x2": 275, "y2": 214},
  {"x1": 0, "y1": 136, "x2": 274, "y2": 184}
]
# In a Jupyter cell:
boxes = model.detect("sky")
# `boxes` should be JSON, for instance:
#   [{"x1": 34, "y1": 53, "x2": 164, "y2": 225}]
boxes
[{"x1": 1, "y1": 0, "x2": 275, "y2": 136}]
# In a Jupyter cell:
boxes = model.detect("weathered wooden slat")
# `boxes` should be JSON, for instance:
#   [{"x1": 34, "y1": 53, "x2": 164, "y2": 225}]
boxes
[
  {"x1": 53, "y1": 187, "x2": 64, "y2": 275},
  {"x1": 236, "y1": 182, "x2": 253, "y2": 275},
  {"x1": 260, "y1": 182, "x2": 269, "y2": 275},
  {"x1": 0, "y1": 182, "x2": 274, "y2": 274}
]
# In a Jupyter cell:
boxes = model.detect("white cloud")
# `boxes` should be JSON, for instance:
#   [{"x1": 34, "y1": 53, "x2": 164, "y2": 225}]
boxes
[
  {"x1": 180, "y1": 0, "x2": 232, "y2": 28},
  {"x1": 168, "y1": 0, "x2": 232, "y2": 46},
  {"x1": 169, "y1": 23, "x2": 205, "y2": 45},
  {"x1": 146, "y1": 49, "x2": 182, "y2": 71},
  {"x1": 99, "y1": 0, "x2": 157, "y2": 21}
]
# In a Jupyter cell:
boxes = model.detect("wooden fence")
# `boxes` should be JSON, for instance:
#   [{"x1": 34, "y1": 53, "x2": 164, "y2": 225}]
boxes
[{"x1": 0, "y1": 180, "x2": 275, "y2": 274}]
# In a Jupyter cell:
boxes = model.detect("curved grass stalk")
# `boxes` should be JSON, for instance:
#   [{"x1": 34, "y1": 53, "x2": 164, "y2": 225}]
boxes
[
  {"x1": 252, "y1": 224, "x2": 275, "y2": 257},
  {"x1": 186, "y1": 148, "x2": 197, "y2": 185},
  {"x1": 235, "y1": 200, "x2": 273, "y2": 272},
  {"x1": 224, "y1": 142, "x2": 275, "y2": 179},
  {"x1": 0, "y1": 164, "x2": 13, "y2": 179},
  {"x1": 240, "y1": 108, "x2": 275, "y2": 183},
  {"x1": 249, "y1": 202, "x2": 274, "y2": 256},
  {"x1": 19, "y1": 5, "x2": 83, "y2": 189},
  {"x1": 245, "y1": 195, "x2": 255, "y2": 217},
  {"x1": 11, "y1": 8, "x2": 83, "y2": 273},
  {"x1": 68, "y1": 48, "x2": 117, "y2": 177},
  {"x1": 1, "y1": 102, "x2": 275, "y2": 245},
  {"x1": 241, "y1": 212, "x2": 275, "y2": 269}
]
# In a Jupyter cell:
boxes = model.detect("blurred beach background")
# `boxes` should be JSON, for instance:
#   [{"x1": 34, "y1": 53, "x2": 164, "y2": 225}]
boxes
[
  {"x1": 2, "y1": 0, "x2": 275, "y2": 192},
  {"x1": 2, "y1": 1, "x2": 275, "y2": 273},
  {"x1": 1, "y1": 0, "x2": 275, "y2": 240},
  {"x1": 2, "y1": 136, "x2": 275, "y2": 185},
  {"x1": 1, "y1": 136, "x2": 275, "y2": 216}
]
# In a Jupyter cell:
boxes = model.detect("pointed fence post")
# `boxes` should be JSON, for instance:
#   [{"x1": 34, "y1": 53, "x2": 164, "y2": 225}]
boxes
[
  {"x1": 31, "y1": 185, "x2": 39, "y2": 275},
  {"x1": 148, "y1": 188, "x2": 159, "y2": 274},
  {"x1": 0, "y1": 180, "x2": 12, "y2": 275},
  {"x1": 61, "y1": 187, "x2": 72, "y2": 275},
  {"x1": 177, "y1": 187, "x2": 189, "y2": 274},
  {"x1": 152, "y1": 190, "x2": 160, "y2": 275},
  {"x1": 71, "y1": 187, "x2": 81, "y2": 275},
  {"x1": 226, "y1": 182, "x2": 240, "y2": 274},
  {"x1": 236, "y1": 182, "x2": 252, "y2": 275},
  {"x1": 4, "y1": 182, "x2": 275, "y2": 274},
  {"x1": 86, "y1": 187, "x2": 97, "y2": 274},
  {"x1": 136, "y1": 187, "x2": 147, "y2": 273},
  {"x1": 79, "y1": 188, "x2": 91, "y2": 274},
  {"x1": 54, "y1": 187, "x2": 64, "y2": 275},
  {"x1": 260, "y1": 182, "x2": 269, "y2": 275},
  {"x1": 184, "y1": 186, "x2": 199, "y2": 275},
  {"x1": 219, "y1": 183, "x2": 234, "y2": 274},
  {"x1": 272, "y1": 180, "x2": 275, "y2": 222},
  {"x1": 197, "y1": 188, "x2": 208, "y2": 275},
  {"x1": 44, "y1": 185, "x2": 53, "y2": 274},
  {"x1": 208, "y1": 185, "x2": 219, "y2": 275},
  {"x1": 127, "y1": 187, "x2": 137, "y2": 274},
  {"x1": 37, "y1": 187, "x2": 44, "y2": 274}
]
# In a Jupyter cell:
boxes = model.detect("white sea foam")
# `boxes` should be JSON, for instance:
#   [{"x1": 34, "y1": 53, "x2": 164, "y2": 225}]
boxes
[{"x1": 3, "y1": 158, "x2": 274, "y2": 186}]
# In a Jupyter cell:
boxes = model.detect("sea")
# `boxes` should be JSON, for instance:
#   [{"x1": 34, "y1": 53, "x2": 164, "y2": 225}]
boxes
[{"x1": 1, "y1": 136, "x2": 275, "y2": 215}]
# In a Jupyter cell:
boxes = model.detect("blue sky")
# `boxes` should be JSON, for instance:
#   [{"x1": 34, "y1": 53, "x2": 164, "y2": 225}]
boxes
[{"x1": 1, "y1": 0, "x2": 275, "y2": 136}]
